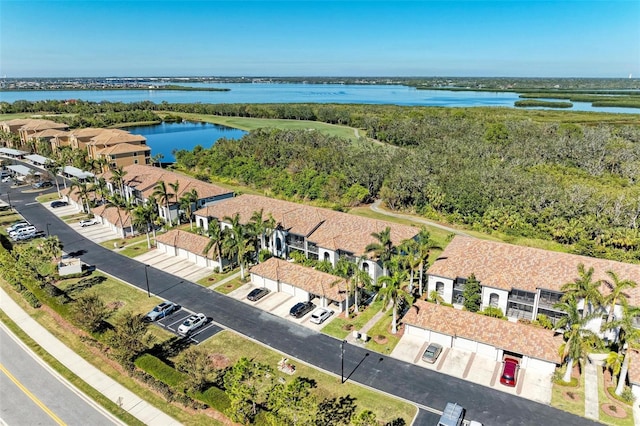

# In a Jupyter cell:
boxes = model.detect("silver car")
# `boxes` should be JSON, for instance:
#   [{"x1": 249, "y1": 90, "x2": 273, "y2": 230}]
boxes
[
  {"x1": 422, "y1": 343, "x2": 443, "y2": 364},
  {"x1": 310, "y1": 308, "x2": 333, "y2": 324},
  {"x1": 177, "y1": 313, "x2": 207, "y2": 336}
]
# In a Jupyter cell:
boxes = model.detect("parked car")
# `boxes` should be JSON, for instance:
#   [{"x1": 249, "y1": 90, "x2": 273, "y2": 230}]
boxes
[
  {"x1": 14, "y1": 230, "x2": 42, "y2": 241},
  {"x1": 79, "y1": 218, "x2": 99, "y2": 227},
  {"x1": 32, "y1": 181, "x2": 53, "y2": 189},
  {"x1": 51, "y1": 200, "x2": 68, "y2": 208},
  {"x1": 422, "y1": 343, "x2": 444, "y2": 364},
  {"x1": 177, "y1": 313, "x2": 207, "y2": 336},
  {"x1": 500, "y1": 358, "x2": 520, "y2": 387},
  {"x1": 10, "y1": 225, "x2": 37, "y2": 239},
  {"x1": 145, "y1": 302, "x2": 179, "y2": 321},
  {"x1": 310, "y1": 307, "x2": 333, "y2": 324},
  {"x1": 6, "y1": 221, "x2": 29, "y2": 233},
  {"x1": 1, "y1": 176, "x2": 11, "y2": 183},
  {"x1": 437, "y1": 402, "x2": 464, "y2": 426},
  {"x1": 246, "y1": 287, "x2": 270, "y2": 302},
  {"x1": 289, "y1": 301, "x2": 315, "y2": 318}
]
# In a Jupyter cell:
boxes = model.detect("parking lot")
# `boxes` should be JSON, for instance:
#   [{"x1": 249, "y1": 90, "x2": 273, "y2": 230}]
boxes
[
  {"x1": 391, "y1": 334, "x2": 553, "y2": 404},
  {"x1": 153, "y1": 307, "x2": 223, "y2": 344},
  {"x1": 228, "y1": 283, "x2": 339, "y2": 330}
]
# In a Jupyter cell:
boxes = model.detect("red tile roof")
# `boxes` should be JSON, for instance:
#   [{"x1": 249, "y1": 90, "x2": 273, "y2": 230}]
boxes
[
  {"x1": 404, "y1": 300, "x2": 563, "y2": 364},
  {"x1": 101, "y1": 164, "x2": 232, "y2": 201},
  {"x1": 428, "y1": 236, "x2": 640, "y2": 305},
  {"x1": 250, "y1": 257, "x2": 347, "y2": 301},
  {"x1": 629, "y1": 349, "x2": 640, "y2": 385},
  {"x1": 91, "y1": 204, "x2": 132, "y2": 228},
  {"x1": 194, "y1": 194, "x2": 418, "y2": 256},
  {"x1": 156, "y1": 229, "x2": 212, "y2": 257}
]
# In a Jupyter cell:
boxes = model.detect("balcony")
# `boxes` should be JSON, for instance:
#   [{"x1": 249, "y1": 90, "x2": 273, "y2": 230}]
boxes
[{"x1": 508, "y1": 294, "x2": 535, "y2": 305}]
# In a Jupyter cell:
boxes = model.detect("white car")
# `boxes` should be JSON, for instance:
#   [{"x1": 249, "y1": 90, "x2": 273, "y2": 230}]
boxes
[
  {"x1": 310, "y1": 307, "x2": 333, "y2": 324},
  {"x1": 6, "y1": 221, "x2": 29, "y2": 233},
  {"x1": 79, "y1": 218, "x2": 99, "y2": 227},
  {"x1": 177, "y1": 313, "x2": 207, "y2": 336},
  {"x1": 1, "y1": 176, "x2": 11, "y2": 183}
]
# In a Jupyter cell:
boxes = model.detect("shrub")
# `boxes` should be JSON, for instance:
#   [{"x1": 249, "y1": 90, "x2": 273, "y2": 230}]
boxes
[
  {"x1": 22, "y1": 290, "x2": 41, "y2": 308},
  {"x1": 533, "y1": 314, "x2": 554, "y2": 330},
  {"x1": 480, "y1": 306, "x2": 505, "y2": 319},
  {"x1": 621, "y1": 386, "x2": 636, "y2": 404},
  {"x1": 135, "y1": 354, "x2": 186, "y2": 388},
  {"x1": 193, "y1": 386, "x2": 230, "y2": 412}
]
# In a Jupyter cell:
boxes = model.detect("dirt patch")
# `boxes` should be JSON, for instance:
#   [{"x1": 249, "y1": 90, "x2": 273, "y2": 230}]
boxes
[
  {"x1": 601, "y1": 403, "x2": 628, "y2": 419},
  {"x1": 374, "y1": 335, "x2": 388, "y2": 345},
  {"x1": 342, "y1": 324, "x2": 353, "y2": 331},
  {"x1": 563, "y1": 390, "x2": 580, "y2": 402}
]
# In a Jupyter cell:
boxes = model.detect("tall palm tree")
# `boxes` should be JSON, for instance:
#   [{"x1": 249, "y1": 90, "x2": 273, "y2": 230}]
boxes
[
  {"x1": 561, "y1": 263, "x2": 604, "y2": 320},
  {"x1": 41, "y1": 235, "x2": 63, "y2": 262},
  {"x1": 249, "y1": 209, "x2": 276, "y2": 258},
  {"x1": 365, "y1": 226, "x2": 396, "y2": 279},
  {"x1": 179, "y1": 188, "x2": 198, "y2": 230},
  {"x1": 105, "y1": 193, "x2": 127, "y2": 238},
  {"x1": 152, "y1": 181, "x2": 172, "y2": 227},
  {"x1": 399, "y1": 239, "x2": 420, "y2": 293},
  {"x1": 377, "y1": 269, "x2": 408, "y2": 334},
  {"x1": 44, "y1": 159, "x2": 63, "y2": 197},
  {"x1": 110, "y1": 165, "x2": 127, "y2": 196},
  {"x1": 132, "y1": 204, "x2": 153, "y2": 248},
  {"x1": 415, "y1": 227, "x2": 439, "y2": 296},
  {"x1": 222, "y1": 213, "x2": 254, "y2": 280},
  {"x1": 168, "y1": 180, "x2": 180, "y2": 208},
  {"x1": 604, "y1": 302, "x2": 640, "y2": 395},
  {"x1": 352, "y1": 257, "x2": 372, "y2": 314},
  {"x1": 554, "y1": 296, "x2": 600, "y2": 383},
  {"x1": 602, "y1": 270, "x2": 637, "y2": 324},
  {"x1": 69, "y1": 178, "x2": 92, "y2": 213},
  {"x1": 203, "y1": 218, "x2": 225, "y2": 271},
  {"x1": 151, "y1": 153, "x2": 164, "y2": 168},
  {"x1": 91, "y1": 176, "x2": 109, "y2": 204}
]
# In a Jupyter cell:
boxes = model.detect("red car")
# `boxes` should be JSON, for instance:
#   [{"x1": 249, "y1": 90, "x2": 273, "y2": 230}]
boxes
[{"x1": 500, "y1": 358, "x2": 520, "y2": 387}]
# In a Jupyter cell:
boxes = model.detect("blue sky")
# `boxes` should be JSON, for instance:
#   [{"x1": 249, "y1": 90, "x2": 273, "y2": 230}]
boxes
[{"x1": 1, "y1": 1, "x2": 638, "y2": 78}]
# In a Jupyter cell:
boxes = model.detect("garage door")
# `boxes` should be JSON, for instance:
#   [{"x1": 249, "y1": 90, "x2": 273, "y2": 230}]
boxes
[
  {"x1": 430, "y1": 332, "x2": 453, "y2": 347},
  {"x1": 455, "y1": 337, "x2": 477, "y2": 352},
  {"x1": 177, "y1": 248, "x2": 189, "y2": 260},
  {"x1": 477, "y1": 343, "x2": 498, "y2": 359},
  {"x1": 281, "y1": 282, "x2": 296, "y2": 296}
]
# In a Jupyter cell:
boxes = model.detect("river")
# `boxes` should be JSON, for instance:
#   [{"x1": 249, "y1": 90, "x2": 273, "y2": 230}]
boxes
[{"x1": 2, "y1": 83, "x2": 639, "y2": 114}]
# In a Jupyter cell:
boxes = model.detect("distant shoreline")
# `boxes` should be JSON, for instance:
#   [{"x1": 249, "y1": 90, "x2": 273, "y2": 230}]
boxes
[{"x1": 0, "y1": 85, "x2": 230, "y2": 92}]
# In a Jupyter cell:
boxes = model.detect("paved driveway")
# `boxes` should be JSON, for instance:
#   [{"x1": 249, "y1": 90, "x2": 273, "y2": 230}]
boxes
[
  {"x1": 134, "y1": 250, "x2": 213, "y2": 282},
  {"x1": 392, "y1": 334, "x2": 553, "y2": 404}
]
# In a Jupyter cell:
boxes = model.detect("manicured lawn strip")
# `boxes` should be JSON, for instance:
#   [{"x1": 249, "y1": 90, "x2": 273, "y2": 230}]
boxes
[
  {"x1": 322, "y1": 299, "x2": 384, "y2": 339},
  {"x1": 364, "y1": 311, "x2": 403, "y2": 355},
  {"x1": 99, "y1": 233, "x2": 155, "y2": 250},
  {"x1": 0, "y1": 310, "x2": 145, "y2": 426},
  {"x1": 198, "y1": 330, "x2": 416, "y2": 424},
  {"x1": 36, "y1": 193, "x2": 63, "y2": 203},
  {"x1": 117, "y1": 240, "x2": 155, "y2": 258},
  {"x1": 212, "y1": 277, "x2": 244, "y2": 294},
  {"x1": 550, "y1": 377, "x2": 585, "y2": 417},
  {"x1": 196, "y1": 269, "x2": 238, "y2": 287},
  {"x1": 598, "y1": 370, "x2": 634, "y2": 426},
  {"x1": 0, "y1": 279, "x2": 221, "y2": 426}
]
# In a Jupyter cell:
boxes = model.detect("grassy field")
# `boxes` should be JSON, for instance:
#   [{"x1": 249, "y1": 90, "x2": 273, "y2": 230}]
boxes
[
  {"x1": 160, "y1": 112, "x2": 366, "y2": 143},
  {"x1": 598, "y1": 371, "x2": 634, "y2": 426},
  {"x1": 322, "y1": 299, "x2": 384, "y2": 340},
  {"x1": 551, "y1": 376, "x2": 585, "y2": 417},
  {"x1": 198, "y1": 330, "x2": 416, "y2": 425}
]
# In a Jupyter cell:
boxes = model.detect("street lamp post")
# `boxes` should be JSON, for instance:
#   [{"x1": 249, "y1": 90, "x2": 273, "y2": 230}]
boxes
[
  {"x1": 341, "y1": 339, "x2": 346, "y2": 384},
  {"x1": 6, "y1": 191, "x2": 11, "y2": 210},
  {"x1": 144, "y1": 264, "x2": 151, "y2": 297}
]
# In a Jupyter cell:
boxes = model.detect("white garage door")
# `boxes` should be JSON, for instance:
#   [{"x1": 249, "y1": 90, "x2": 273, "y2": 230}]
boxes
[
  {"x1": 281, "y1": 282, "x2": 296, "y2": 296},
  {"x1": 430, "y1": 332, "x2": 453, "y2": 347},
  {"x1": 406, "y1": 325, "x2": 429, "y2": 339},
  {"x1": 455, "y1": 337, "x2": 477, "y2": 352},
  {"x1": 477, "y1": 343, "x2": 498, "y2": 359},
  {"x1": 177, "y1": 248, "x2": 189, "y2": 260}
]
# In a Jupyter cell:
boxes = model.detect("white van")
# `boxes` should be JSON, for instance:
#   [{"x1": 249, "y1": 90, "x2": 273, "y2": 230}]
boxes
[{"x1": 10, "y1": 225, "x2": 37, "y2": 239}]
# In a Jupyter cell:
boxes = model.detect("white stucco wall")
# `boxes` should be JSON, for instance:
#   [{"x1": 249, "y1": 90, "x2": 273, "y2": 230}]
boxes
[
  {"x1": 318, "y1": 248, "x2": 337, "y2": 266},
  {"x1": 427, "y1": 275, "x2": 454, "y2": 304},
  {"x1": 481, "y1": 286, "x2": 509, "y2": 314},
  {"x1": 523, "y1": 356, "x2": 556, "y2": 375}
]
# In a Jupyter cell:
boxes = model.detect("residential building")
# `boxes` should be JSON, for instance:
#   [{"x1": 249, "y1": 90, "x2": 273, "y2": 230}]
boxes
[
  {"x1": 17, "y1": 119, "x2": 69, "y2": 145},
  {"x1": 87, "y1": 129, "x2": 150, "y2": 170},
  {"x1": 194, "y1": 194, "x2": 418, "y2": 282},
  {"x1": 426, "y1": 236, "x2": 640, "y2": 339}
]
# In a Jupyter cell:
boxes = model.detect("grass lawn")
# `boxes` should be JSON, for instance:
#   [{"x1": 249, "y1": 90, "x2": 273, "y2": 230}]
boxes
[
  {"x1": 550, "y1": 375, "x2": 585, "y2": 417},
  {"x1": 364, "y1": 310, "x2": 403, "y2": 355},
  {"x1": 213, "y1": 277, "x2": 245, "y2": 294},
  {"x1": 0, "y1": 211, "x2": 23, "y2": 228},
  {"x1": 36, "y1": 193, "x2": 63, "y2": 203},
  {"x1": 322, "y1": 299, "x2": 384, "y2": 340},
  {"x1": 117, "y1": 240, "x2": 155, "y2": 258},
  {"x1": 196, "y1": 268, "x2": 239, "y2": 287},
  {"x1": 99, "y1": 233, "x2": 154, "y2": 251},
  {"x1": 164, "y1": 112, "x2": 365, "y2": 143},
  {"x1": 598, "y1": 370, "x2": 634, "y2": 426},
  {"x1": 198, "y1": 330, "x2": 416, "y2": 425}
]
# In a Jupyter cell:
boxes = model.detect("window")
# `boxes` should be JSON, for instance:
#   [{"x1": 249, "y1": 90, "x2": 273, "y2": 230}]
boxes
[
  {"x1": 276, "y1": 237, "x2": 282, "y2": 251},
  {"x1": 362, "y1": 262, "x2": 370, "y2": 273},
  {"x1": 134, "y1": 159, "x2": 138, "y2": 164},
  {"x1": 489, "y1": 293, "x2": 499, "y2": 307},
  {"x1": 436, "y1": 281, "x2": 444, "y2": 296},
  {"x1": 323, "y1": 252, "x2": 330, "y2": 262}
]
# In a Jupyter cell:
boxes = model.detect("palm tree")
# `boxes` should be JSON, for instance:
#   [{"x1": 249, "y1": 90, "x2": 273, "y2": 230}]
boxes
[
  {"x1": 168, "y1": 180, "x2": 180, "y2": 212},
  {"x1": 69, "y1": 178, "x2": 92, "y2": 213},
  {"x1": 415, "y1": 227, "x2": 439, "y2": 296},
  {"x1": 351, "y1": 258, "x2": 372, "y2": 314},
  {"x1": 41, "y1": 235, "x2": 63, "y2": 262},
  {"x1": 151, "y1": 153, "x2": 164, "y2": 168},
  {"x1": 399, "y1": 239, "x2": 420, "y2": 293},
  {"x1": 91, "y1": 176, "x2": 109, "y2": 204},
  {"x1": 561, "y1": 263, "x2": 604, "y2": 319},
  {"x1": 365, "y1": 226, "x2": 396, "y2": 279},
  {"x1": 132, "y1": 204, "x2": 153, "y2": 248},
  {"x1": 603, "y1": 302, "x2": 640, "y2": 395},
  {"x1": 249, "y1": 209, "x2": 276, "y2": 260},
  {"x1": 554, "y1": 297, "x2": 600, "y2": 383},
  {"x1": 179, "y1": 188, "x2": 198, "y2": 230},
  {"x1": 105, "y1": 193, "x2": 127, "y2": 238},
  {"x1": 152, "y1": 181, "x2": 172, "y2": 227},
  {"x1": 44, "y1": 159, "x2": 63, "y2": 197},
  {"x1": 203, "y1": 218, "x2": 225, "y2": 271},
  {"x1": 110, "y1": 166, "x2": 127, "y2": 196},
  {"x1": 222, "y1": 213, "x2": 255, "y2": 280},
  {"x1": 602, "y1": 270, "x2": 637, "y2": 324},
  {"x1": 377, "y1": 269, "x2": 408, "y2": 334}
]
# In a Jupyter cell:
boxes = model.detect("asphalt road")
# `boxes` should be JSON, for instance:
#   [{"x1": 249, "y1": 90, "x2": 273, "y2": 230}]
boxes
[
  {"x1": 0, "y1": 326, "x2": 117, "y2": 426},
  {"x1": 1, "y1": 178, "x2": 601, "y2": 426}
]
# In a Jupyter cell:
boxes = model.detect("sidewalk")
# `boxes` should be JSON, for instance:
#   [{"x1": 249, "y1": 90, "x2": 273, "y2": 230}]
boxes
[
  {"x1": 345, "y1": 304, "x2": 386, "y2": 344},
  {"x1": 584, "y1": 360, "x2": 599, "y2": 421},
  {"x1": 0, "y1": 287, "x2": 181, "y2": 426}
]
